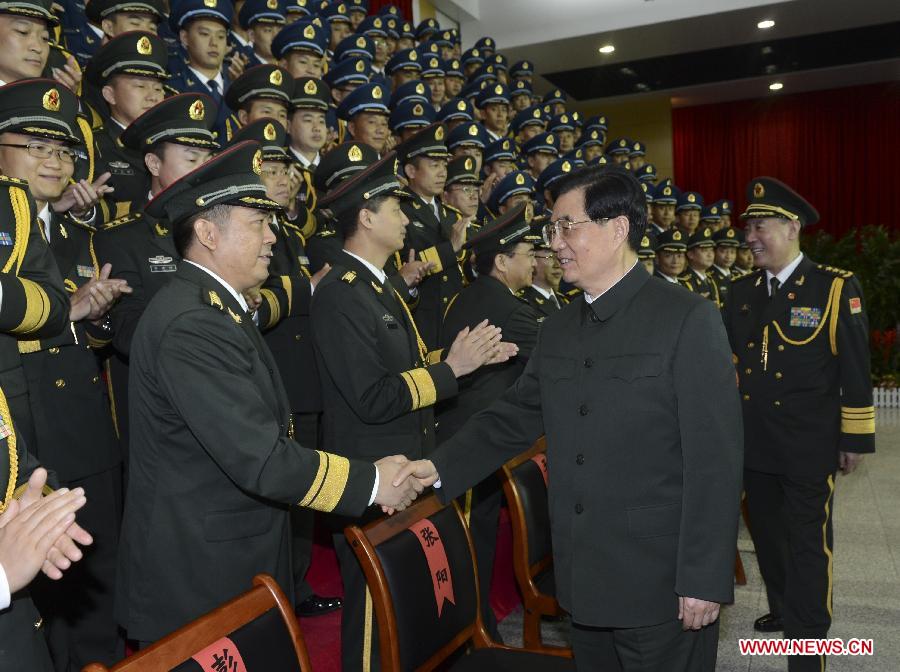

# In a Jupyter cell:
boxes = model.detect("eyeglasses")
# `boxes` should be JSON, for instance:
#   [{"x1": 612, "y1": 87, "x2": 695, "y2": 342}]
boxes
[
  {"x1": 505, "y1": 251, "x2": 536, "y2": 259},
  {"x1": 450, "y1": 185, "x2": 479, "y2": 195},
  {"x1": 541, "y1": 217, "x2": 610, "y2": 246},
  {"x1": 533, "y1": 251, "x2": 557, "y2": 261},
  {"x1": 260, "y1": 167, "x2": 290, "y2": 179},
  {"x1": 0, "y1": 142, "x2": 78, "y2": 164}
]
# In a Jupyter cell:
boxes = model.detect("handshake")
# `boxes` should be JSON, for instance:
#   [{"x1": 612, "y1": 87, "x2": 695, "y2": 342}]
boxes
[{"x1": 372, "y1": 456, "x2": 441, "y2": 514}]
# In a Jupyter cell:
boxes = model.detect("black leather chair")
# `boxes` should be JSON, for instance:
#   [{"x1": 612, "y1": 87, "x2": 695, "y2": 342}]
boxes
[{"x1": 345, "y1": 494, "x2": 575, "y2": 671}]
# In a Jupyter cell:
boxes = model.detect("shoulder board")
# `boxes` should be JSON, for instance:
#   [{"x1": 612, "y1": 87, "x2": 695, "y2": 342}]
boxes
[
  {"x1": 66, "y1": 218, "x2": 97, "y2": 233},
  {"x1": 732, "y1": 269, "x2": 763, "y2": 284},
  {"x1": 340, "y1": 270, "x2": 359, "y2": 286},
  {"x1": 163, "y1": 84, "x2": 181, "y2": 97},
  {"x1": 281, "y1": 218, "x2": 303, "y2": 234},
  {"x1": 202, "y1": 288, "x2": 225, "y2": 311},
  {"x1": 315, "y1": 227, "x2": 336, "y2": 238},
  {"x1": 815, "y1": 263, "x2": 854, "y2": 279},
  {"x1": 102, "y1": 212, "x2": 143, "y2": 230},
  {"x1": 0, "y1": 174, "x2": 28, "y2": 187},
  {"x1": 444, "y1": 203, "x2": 463, "y2": 217}
]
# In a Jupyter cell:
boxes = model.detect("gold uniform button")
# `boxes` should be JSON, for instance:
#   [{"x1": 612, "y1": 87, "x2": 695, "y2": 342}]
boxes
[
  {"x1": 775, "y1": 372, "x2": 783, "y2": 380},
  {"x1": 743, "y1": 394, "x2": 750, "y2": 401},
  {"x1": 747, "y1": 342, "x2": 755, "y2": 349},
  {"x1": 442, "y1": 297, "x2": 448, "y2": 303},
  {"x1": 744, "y1": 368, "x2": 752, "y2": 375},
  {"x1": 777, "y1": 345, "x2": 785, "y2": 351},
  {"x1": 55, "y1": 379, "x2": 65, "y2": 388},
  {"x1": 774, "y1": 400, "x2": 781, "y2": 407},
  {"x1": 442, "y1": 275, "x2": 448, "y2": 281},
  {"x1": 294, "y1": 334, "x2": 302, "y2": 341},
  {"x1": 34, "y1": 618, "x2": 43, "y2": 629},
  {"x1": 48, "y1": 347, "x2": 60, "y2": 354}
]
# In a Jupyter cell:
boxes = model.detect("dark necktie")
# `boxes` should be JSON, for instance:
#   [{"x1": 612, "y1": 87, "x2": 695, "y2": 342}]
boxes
[
  {"x1": 207, "y1": 79, "x2": 222, "y2": 105},
  {"x1": 769, "y1": 277, "x2": 780, "y2": 299}
]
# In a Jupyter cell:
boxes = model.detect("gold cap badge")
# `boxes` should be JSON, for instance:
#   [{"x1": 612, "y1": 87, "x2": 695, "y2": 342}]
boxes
[
  {"x1": 304, "y1": 79, "x2": 317, "y2": 95},
  {"x1": 562, "y1": 161, "x2": 571, "y2": 172},
  {"x1": 415, "y1": 82, "x2": 424, "y2": 94},
  {"x1": 413, "y1": 103, "x2": 423, "y2": 115},
  {"x1": 494, "y1": 84, "x2": 503, "y2": 95},
  {"x1": 356, "y1": 36, "x2": 365, "y2": 47},
  {"x1": 673, "y1": 231, "x2": 682, "y2": 240},
  {"x1": 753, "y1": 182, "x2": 765, "y2": 198},
  {"x1": 355, "y1": 60, "x2": 365, "y2": 72},
  {"x1": 468, "y1": 124, "x2": 478, "y2": 136},
  {"x1": 348, "y1": 144, "x2": 363, "y2": 161},
  {"x1": 252, "y1": 149, "x2": 263, "y2": 175},
  {"x1": 303, "y1": 24, "x2": 316, "y2": 38},
  {"x1": 42, "y1": 88, "x2": 61, "y2": 111},
  {"x1": 137, "y1": 36, "x2": 152, "y2": 55},
  {"x1": 189, "y1": 99, "x2": 205, "y2": 120},
  {"x1": 270, "y1": 69, "x2": 283, "y2": 85},
  {"x1": 435, "y1": 126, "x2": 444, "y2": 140},
  {"x1": 464, "y1": 157, "x2": 473, "y2": 170},
  {"x1": 263, "y1": 123, "x2": 276, "y2": 140},
  {"x1": 372, "y1": 85, "x2": 382, "y2": 99},
  {"x1": 687, "y1": 193, "x2": 696, "y2": 203},
  {"x1": 515, "y1": 173, "x2": 525, "y2": 185}
]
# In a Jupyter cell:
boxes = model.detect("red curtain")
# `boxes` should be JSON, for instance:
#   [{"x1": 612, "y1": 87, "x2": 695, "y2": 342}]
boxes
[
  {"x1": 368, "y1": 0, "x2": 412, "y2": 20},
  {"x1": 672, "y1": 82, "x2": 900, "y2": 238}
]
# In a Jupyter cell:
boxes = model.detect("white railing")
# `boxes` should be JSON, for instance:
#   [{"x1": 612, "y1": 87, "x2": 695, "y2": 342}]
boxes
[{"x1": 874, "y1": 387, "x2": 900, "y2": 408}]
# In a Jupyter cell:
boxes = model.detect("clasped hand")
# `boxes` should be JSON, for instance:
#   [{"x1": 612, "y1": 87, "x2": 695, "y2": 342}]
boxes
[{"x1": 374, "y1": 455, "x2": 441, "y2": 515}]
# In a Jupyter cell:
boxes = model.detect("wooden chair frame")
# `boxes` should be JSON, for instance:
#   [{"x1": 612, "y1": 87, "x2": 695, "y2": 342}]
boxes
[
  {"x1": 82, "y1": 574, "x2": 311, "y2": 672},
  {"x1": 344, "y1": 493, "x2": 572, "y2": 672},
  {"x1": 498, "y1": 437, "x2": 570, "y2": 652}
]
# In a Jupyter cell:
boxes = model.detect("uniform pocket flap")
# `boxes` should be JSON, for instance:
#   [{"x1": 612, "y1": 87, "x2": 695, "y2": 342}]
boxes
[
  {"x1": 606, "y1": 354, "x2": 663, "y2": 381},
  {"x1": 626, "y1": 502, "x2": 681, "y2": 538},
  {"x1": 203, "y1": 507, "x2": 274, "y2": 542}
]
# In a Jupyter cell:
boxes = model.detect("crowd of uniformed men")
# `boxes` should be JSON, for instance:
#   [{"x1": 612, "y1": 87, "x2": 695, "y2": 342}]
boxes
[{"x1": 0, "y1": 0, "x2": 877, "y2": 670}]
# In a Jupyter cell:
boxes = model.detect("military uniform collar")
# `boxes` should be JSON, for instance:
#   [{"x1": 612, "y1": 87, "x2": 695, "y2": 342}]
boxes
[
  {"x1": 182, "y1": 260, "x2": 250, "y2": 313},
  {"x1": 765, "y1": 252, "x2": 804, "y2": 292},
  {"x1": 585, "y1": 260, "x2": 647, "y2": 323},
  {"x1": 342, "y1": 249, "x2": 387, "y2": 285},
  {"x1": 530, "y1": 283, "x2": 554, "y2": 300}
]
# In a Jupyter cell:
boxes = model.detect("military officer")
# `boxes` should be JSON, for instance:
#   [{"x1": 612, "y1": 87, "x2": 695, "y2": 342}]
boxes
[
  {"x1": 322, "y1": 0, "x2": 352, "y2": 51},
  {"x1": 734, "y1": 231, "x2": 755, "y2": 277},
  {"x1": 93, "y1": 93, "x2": 219, "y2": 448},
  {"x1": 442, "y1": 155, "x2": 481, "y2": 225},
  {"x1": 224, "y1": 63, "x2": 293, "y2": 138},
  {"x1": 606, "y1": 137, "x2": 631, "y2": 164},
  {"x1": 437, "y1": 96, "x2": 474, "y2": 131},
  {"x1": 86, "y1": 31, "x2": 169, "y2": 215},
  {"x1": 310, "y1": 151, "x2": 514, "y2": 671},
  {"x1": 443, "y1": 57, "x2": 465, "y2": 102},
  {"x1": 649, "y1": 182, "x2": 678, "y2": 237},
  {"x1": 716, "y1": 198, "x2": 734, "y2": 229},
  {"x1": 287, "y1": 76, "x2": 330, "y2": 224},
  {"x1": 675, "y1": 190, "x2": 703, "y2": 237},
  {"x1": 699, "y1": 203, "x2": 723, "y2": 233},
  {"x1": 477, "y1": 83, "x2": 509, "y2": 142},
  {"x1": 336, "y1": 80, "x2": 391, "y2": 155},
  {"x1": 83, "y1": 0, "x2": 165, "y2": 47},
  {"x1": 654, "y1": 228, "x2": 690, "y2": 286},
  {"x1": 724, "y1": 178, "x2": 875, "y2": 672},
  {"x1": 389, "y1": 100, "x2": 435, "y2": 143},
  {"x1": 536, "y1": 157, "x2": 576, "y2": 216},
  {"x1": 486, "y1": 170, "x2": 536, "y2": 217},
  {"x1": 118, "y1": 140, "x2": 423, "y2": 647},
  {"x1": 522, "y1": 131, "x2": 558, "y2": 181},
  {"x1": 236, "y1": 0, "x2": 286, "y2": 68},
  {"x1": 638, "y1": 233, "x2": 656, "y2": 275},
  {"x1": 386, "y1": 47, "x2": 422, "y2": 90},
  {"x1": 521, "y1": 230, "x2": 567, "y2": 316},
  {"x1": 577, "y1": 126, "x2": 605, "y2": 164},
  {"x1": 272, "y1": 17, "x2": 328, "y2": 78},
  {"x1": 681, "y1": 226, "x2": 721, "y2": 305},
  {"x1": 709, "y1": 226, "x2": 741, "y2": 304}
]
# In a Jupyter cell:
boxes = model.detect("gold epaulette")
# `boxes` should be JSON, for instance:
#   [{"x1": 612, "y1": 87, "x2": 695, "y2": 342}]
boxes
[
  {"x1": 816, "y1": 264, "x2": 854, "y2": 279},
  {"x1": 340, "y1": 270, "x2": 358, "y2": 285},
  {"x1": 732, "y1": 268, "x2": 763, "y2": 284},
  {"x1": 203, "y1": 289, "x2": 225, "y2": 311},
  {"x1": 0, "y1": 174, "x2": 27, "y2": 187},
  {"x1": 315, "y1": 228, "x2": 336, "y2": 238},
  {"x1": 102, "y1": 212, "x2": 142, "y2": 230},
  {"x1": 444, "y1": 202, "x2": 463, "y2": 217}
]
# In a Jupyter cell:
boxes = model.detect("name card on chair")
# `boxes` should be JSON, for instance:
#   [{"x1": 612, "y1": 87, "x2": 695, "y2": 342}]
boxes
[
  {"x1": 408, "y1": 518, "x2": 456, "y2": 617},
  {"x1": 191, "y1": 636, "x2": 247, "y2": 672}
]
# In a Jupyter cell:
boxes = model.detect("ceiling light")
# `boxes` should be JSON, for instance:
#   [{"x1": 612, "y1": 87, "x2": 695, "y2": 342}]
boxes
[
  {"x1": 769, "y1": 82, "x2": 783, "y2": 91},
  {"x1": 598, "y1": 45, "x2": 615, "y2": 54},
  {"x1": 758, "y1": 19, "x2": 775, "y2": 29}
]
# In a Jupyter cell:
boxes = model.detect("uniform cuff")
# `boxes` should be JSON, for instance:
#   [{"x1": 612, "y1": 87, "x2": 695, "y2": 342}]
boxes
[
  {"x1": 368, "y1": 464, "x2": 379, "y2": 506},
  {"x1": 0, "y1": 562, "x2": 10, "y2": 610}
]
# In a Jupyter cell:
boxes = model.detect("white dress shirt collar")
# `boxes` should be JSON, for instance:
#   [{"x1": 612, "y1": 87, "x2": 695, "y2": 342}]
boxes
[
  {"x1": 290, "y1": 147, "x2": 320, "y2": 169},
  {"x1": 188, "y1": 65, "x2": 224, "y2": 93},
  {"x1": 185, "y1": 260, "x2": 250, "y2": 312},
  {"x1": 766, "y1": 252, "x2": 804, "y2": 294},
  {"x1": 343, "y1": 249, "x2": 387, "y2": 285}
]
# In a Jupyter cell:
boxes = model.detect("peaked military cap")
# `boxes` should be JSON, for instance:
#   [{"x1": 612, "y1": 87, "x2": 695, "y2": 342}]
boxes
[
  {"x1": 588, "y1": 154, "x2": 609, "y2": 166},
  {"x1": 699, "y1": 203, "x2": 721, "y2": 222},
  {"x1": 317, "y1": 151, "x2": 409, "y2": 223},
  {"x1": 638, "y1": 233, "x2": 655, "y2": 259},
  {"x1": 713, "y1": 226, "x2": 741, "y2": 247},
  {"x1": 85, "y1": 31, "x2": 168, "y2": 85},
  {"x1": 606, "y1": 137, "x2": 631, "y2": 155},
  {"x1": 356, "y1": 14, "x2": 387, "y2": 37},
  {"x1": 542, "y1": 88, "x2": 566, "y2": 105},
  {"x1": 386, "y1": 48, "x2": 422, "y2": 74},
  {"x1": 0, "y1": 0, "x2": 57, "y2": 24},
  {"x1": 473, "y1": 36, "x2": 495, "y2": 54},
  {"x1": 320, "y1": 0, "x2": 350, "y2": 24},
  {"x1": 740, "y1": 176, "x2": 819, "y2": 226},
  {"x1": 460, "y1": 79, "x2": 488, "y2": 103},
  {"x1": 444, "y1": 58, "x2": 464, "y2": 79},
  {"x1": 483, "y1": 138, "x2": 516, "y2": 164},
  {"x1": 397, "y1": 122, "x2": 450, "y2": 163},
  {"x1": 445, "y1": 155, "x2": 482, "y2": 187},
  {"x1": 570, "y1": 111, "x2": 583, "y2": 128},
  {"x1": 377, "y1": 2, "x2": 400, "y2": 15},
  {"x1": 655, "y1": 228, "x2": 687, "y2": 252},
  {"x1": 432, "y1": 30, "x2": 453, "y2": 49},
  {"x1": 465, "y1": 201, "x2": 533, "y2": 254},
  {"x1": 86, "y1": 0, "x2": 164, "y2": 23},
  {"x1": 640, "y1": 181, "x2": 653, "y2": 203},
  {"x1": 510, "y1": 80, "x2": 533, "y2": 99},
  {"x1": 652, "y1": 182, "x2": 680, "y2": 204},
  {"x1": 225, "y1": 64, "x2": 292, "y2": 110},
  {"x1": 334, "y1": 33, "x2": 375, "y2": 62},
  {"x1": 715, "y1": 199, "x2": 733, "y2": 216},
  {"x1": 398, "y1": 20, "x2": 414, "y2": 40},
  {"x1": 460, "y1": 47, "x2": 484, "y2": 68},
  {"x1": 687, "y1": 226, "x2": 716, "y2": 249},
  {"x1": 389, "y1": 100, "x2": 435, "y2": 132},
  {"x1": 469, "y1": 63, "x2": 498, "y2": 87},
  {"x1": 547, "y1": 113, "x2": 575, "y2": 133},
  {"x1": 0, "y1": 79, "x2": 80, "y2": 144},
  {"x1": 169, "y1": 0, "x2": 233, "y2": 29},
  {"x1": 272, "y1": 18, "x2": 328, "y2": 58},
  {"x1": 522, "y1": 131, "x2": 558, "y2": 157},
  {"x1": 676, "y1": 190, "x2": 703, "y2": 212},
  {"x1": 635, "y1": 163, "x2": 657, "y2": 183},
  {"x1": 417, "y1": 40, "x2": 440, "y2": 58},
  {"x1": 229, "y1": 118, "x2": 289, "y2": 161},
  {"x1": 476, "y1": 82, "x2": 509, "y2": 108},
  {"x1": 578, "y1": 126, "x2": 605, "y2": 148},
  {"x1": 380, "y1": 15, "x2": 399, "y2": 38},
  {"x1": 284, "y1": 0, "x2": 313, "y2": 15},
  {"x1": 314, "y1": 141, "x2": 378, "y2": 193},
  {"x1": 487, "y1": 170, "x2": 535, "y2": 214},
  {"x1": 536, "y1": 157, "x2": 576, "y2": 193},
  {"x1": 436, "y1": 98, "x2": 473, "y2": 124},
  {"x1": 346, "y1": 0, "x2": 367, "y2": 15},
  {"x1": 120, "y1": 93, "x2": 219, "y2": 151},
  {"x1": 420, "y1": 55, "x2": 445, "y2": 79},
  {"x1": 510, "y1": 60, "x2": 533, "y2": 78},
  {"x1": 237, "y1": 0, "x2": 285, "y2": 29},
  {"x1": 491, "y1": 53, "x2": 508, "y2": 71},
  {"x1": 584, "y1": 114, "x2": 608, "y2": 131},
  {"x1": 446, "y1": 121, "x2": 487, "y2": 150},
  {"x1": 629, "y1": 140, "x2": 646, "y2": 157},
  {"x1": 290, "y1": 77, "x2": 330, "y2": 110},
  {"x1": 146, "y1": 140, "x2": 280, "y2": 223},
  {"x1": 415, "y1": 17, "x2": 439, "y2": 40},
  {"x1": 389, "y1": 79, "x2": 430, "y2": 109},
  {"x1": 510, "y1": 105, "x2": 547, "y2": 134},
  {"x1": 562, "y1": 148, "x2": 586, "y2": 170},
  {"x1": 336, "y1": 81, "x2": 389, "y2": 120},
  {"x1": 323, "y1": 57, "x2": 370, "y2": 88}
]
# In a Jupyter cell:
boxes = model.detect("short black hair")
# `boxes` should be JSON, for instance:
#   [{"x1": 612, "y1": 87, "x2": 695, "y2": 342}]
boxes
[
  {"x1": 472, "y1": 241, "x2": 518, "y2": 277},
  {"x1": 173, "y1": 204, "x2": 232, "y2": 257},
  {"x1": 340, "y1": 193, "x2": 394, "y2": 240},
  {"x1": 550, "y1": 164, "x2": 647, "y2": 252}
]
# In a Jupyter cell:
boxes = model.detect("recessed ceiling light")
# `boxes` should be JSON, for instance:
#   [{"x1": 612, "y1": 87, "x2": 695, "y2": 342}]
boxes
[
  {"x1": 599, "y1": 45, "x2": 615, "y2": 54},
  {"x1": 769, "y1": 82, "x2": 783, "y2": 91},
  {"x1": 758, "y1": 19, "x2": 775, "y2": 29}
]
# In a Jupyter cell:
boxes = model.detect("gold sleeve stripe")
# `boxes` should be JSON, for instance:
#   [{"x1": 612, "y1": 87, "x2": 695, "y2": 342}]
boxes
[
  {"x1": 12, "y1": 483, "x2": 54, "y2": 499},
  {"x1": 425, "y1": 349, "x2": 444, "y2": 365},
  {"x1": 842, "y1": 418, "x2": 875, "y2": 434},
  {"x1": 400, "y1": 370, "x2": 421, "y2": 410},
  {"x1": 403, "y1": 368, "x2": 437, "y2": 410},
  {"x1": 260, "y1": 288, "x2": 280, "y2": 328},
  {"x1": 17, "y1": 340, "x2": 41, "y2": 354},
  {"x1": 13, "y1": 278, "x2": 51, "y2": 334},
  {"x1": 842, "y1": 406, "x2": 875, "y2": 416},
  {"x1": 87, "y1": 334, "x2": 112, "y2": 349},
  {"x1": 419, "y1": 246, "x2": 443, "y2": 274},
  {"x1": 298, "y1": 450, "x2": 349, "y2": 513},
  {"x1": 280, "y1": 275, "x2": 293, "y2": 315}
]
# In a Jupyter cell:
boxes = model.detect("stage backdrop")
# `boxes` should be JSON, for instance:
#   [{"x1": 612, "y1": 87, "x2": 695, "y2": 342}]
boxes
[{"x1": 672, "y1": 82, "x2": 900, "y2": 239}]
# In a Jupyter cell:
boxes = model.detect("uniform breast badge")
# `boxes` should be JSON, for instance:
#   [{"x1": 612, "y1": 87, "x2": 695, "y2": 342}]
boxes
[{"x1": 789, "y1": 306, "x2": 822, "y2": 328}]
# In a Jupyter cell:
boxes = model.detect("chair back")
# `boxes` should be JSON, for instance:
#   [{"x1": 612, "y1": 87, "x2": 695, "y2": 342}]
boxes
[{"x1": 500, "y1": 437, "x2": 553, "y2": 575}]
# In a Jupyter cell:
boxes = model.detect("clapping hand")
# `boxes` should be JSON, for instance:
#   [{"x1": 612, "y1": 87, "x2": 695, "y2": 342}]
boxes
[
  {"x1": 444, "y1": 319, "x2": 519, "y2": 377},
  {"x1": 374, "y1": 455, "x2": 426, "y2": 515},
  {"x1": 70, "y1": 263, "x2": 133, "y2": 323},
  {"x1": 53, "y1": 172, "x2": 114, "y2": 219},
  {"x1": 3, "y1": 468, "x2": 93, "y2": 585},
  {"x1": 398, "y1": 249, "x2": 435, "y2": 288}
]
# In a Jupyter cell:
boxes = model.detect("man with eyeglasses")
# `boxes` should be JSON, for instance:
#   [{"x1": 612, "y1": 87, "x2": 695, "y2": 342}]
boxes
[
  {"x1": 0, "y1": 78, "x2": 131, "y2": 671},
  {"x1": 395, "y1": 165, "x2": 743, "y2": 672},
  {"x1": 520, "y1": 221, "x2": 567, "y2": 317},
  {"x1": 438, "y1": 202, "x2": 543, "y2": 638}
]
